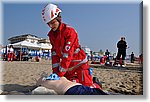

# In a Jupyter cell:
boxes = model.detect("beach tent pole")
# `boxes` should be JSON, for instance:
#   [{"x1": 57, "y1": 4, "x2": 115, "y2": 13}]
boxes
[{"x1": 20, "y1": 46, "x2": 22, "y2": 61}]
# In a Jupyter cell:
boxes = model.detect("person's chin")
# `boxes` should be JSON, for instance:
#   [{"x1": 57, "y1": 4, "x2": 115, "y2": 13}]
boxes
[{"x1": 52, "y1": 28, "x2": 57, "y2": 31}]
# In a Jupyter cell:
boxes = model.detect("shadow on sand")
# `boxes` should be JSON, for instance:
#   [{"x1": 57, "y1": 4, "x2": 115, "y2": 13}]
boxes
[{"x1": 1, "y1": 84, "x2": 37, "y2": 95}]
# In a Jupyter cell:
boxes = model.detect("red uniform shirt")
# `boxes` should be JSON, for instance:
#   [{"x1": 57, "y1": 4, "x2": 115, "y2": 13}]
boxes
[{"x1": 48, "y1": 23, "x2": 89, "y2": 77}]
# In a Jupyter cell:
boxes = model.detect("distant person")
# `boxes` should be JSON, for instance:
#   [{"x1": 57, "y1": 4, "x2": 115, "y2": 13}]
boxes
[
  {"x1": 7, "y1": 45, "x2": 14, "y2": 62},
  {"x1": 2, "y1": 46, "x2": 7, "y2": 61},
  {"x1": 41, "y1": 3, "x2": 100, "y2": 88},
  {"x1": 105, "y1": 49, "x2": 110, "y2": 62},
  {"x1": 35, "y1": 56, "x2": 39, "y2": 62},
  {"x1": 139, "y1": 53, "x2": 143, "y2": 64},
  {"x1": 116, "y1": 37, "x2": 127, "y2": 66},
  {"x1": 131, "y1": 52, "x2": 134, "y2": 63},
  {"x1": 90, "y1": 50, "x2": 93, "y2": 61},
  {"x1": 16, "y1": 50, "x2": 21, "y2": 61},
  {"x1": 113, "y1": 53, "x2": 116, "y2": 60}
]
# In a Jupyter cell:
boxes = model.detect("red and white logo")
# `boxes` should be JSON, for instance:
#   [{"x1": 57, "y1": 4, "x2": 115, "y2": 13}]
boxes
[{"x1": 65, "y1": 45, "x2": 70, "y2": 51}]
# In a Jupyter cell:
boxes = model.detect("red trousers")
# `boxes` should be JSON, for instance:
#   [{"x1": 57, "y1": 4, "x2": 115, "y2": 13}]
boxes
[
  {"x1": 64, "y1": 65, "x2": 93, "y2": 87},
  {"x1": 7, "y1": 53, "x2": 13, "y2": 61},
  {"x1": 64, "y1": 68, "x2": 102, "y2": 89}
]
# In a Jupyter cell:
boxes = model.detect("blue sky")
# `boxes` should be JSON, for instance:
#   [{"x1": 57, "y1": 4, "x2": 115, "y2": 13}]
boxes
[{"x1": 2, "y1": 1, "x2": 142, "y2": 56}]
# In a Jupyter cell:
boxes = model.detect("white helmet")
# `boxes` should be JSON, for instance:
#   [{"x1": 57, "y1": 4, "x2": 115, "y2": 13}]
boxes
[{"x1": 42, "y1": 4, "x2": 62, "y2": 24}]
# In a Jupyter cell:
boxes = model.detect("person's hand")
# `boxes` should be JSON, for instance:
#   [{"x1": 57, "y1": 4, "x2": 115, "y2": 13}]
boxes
[
  {"x1": 36, "y1": 77, "x2": 81, "y2": 95},
  {"x1": 36, "y1": 77, "x2": 45, "y2": 86}
]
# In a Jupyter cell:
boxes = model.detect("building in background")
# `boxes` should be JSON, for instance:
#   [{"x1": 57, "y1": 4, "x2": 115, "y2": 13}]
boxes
[{"x1": 1, "y1": 34, "x2": 52, "y2": 61}]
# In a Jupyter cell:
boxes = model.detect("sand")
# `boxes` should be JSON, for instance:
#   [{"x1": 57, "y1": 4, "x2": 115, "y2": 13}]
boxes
[{"x1": 0, "y1": 60, "x2": 143, "y2": 95}]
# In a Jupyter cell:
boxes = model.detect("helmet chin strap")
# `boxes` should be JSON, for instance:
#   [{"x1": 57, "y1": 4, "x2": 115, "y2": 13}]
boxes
[
  {"x1": 55, "y1": 13, "x2": 62, "y2": 31},
  {"x1": 56, "y1": 12, "x2": 62, "y2": 22},
  {"x1": 54, "y1": 19, "x2": 61, "y2": 32}
]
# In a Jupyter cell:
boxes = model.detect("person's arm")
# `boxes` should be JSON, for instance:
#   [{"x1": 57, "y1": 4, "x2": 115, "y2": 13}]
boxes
[
  {"x1": 51, "y1": 48, "x2": 60, "y2": 73},
  {"x1": 125, "y1": 41, "x2": 127, "y2": 48},
  {"x1": 58, "y1": 27, "x2": 77, "y2": 76},
  {"x1": 117, "y1": 41, "x2": 120, "y2": 48},
  {"x1": 49, "y1": 36, "x2": 60, "y2": 74}
]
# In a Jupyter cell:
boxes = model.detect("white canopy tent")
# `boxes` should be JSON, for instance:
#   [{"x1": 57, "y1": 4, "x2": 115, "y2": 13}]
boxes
[
  {"x1": 8, "y1": 41, "x2": 40, "y2": 49},
  {"x1": 7, "y1": 40, "x2": 52, "y2": 60},
  {"x1": 8, "y1": 41, "x2": 52, "y2": 50},
  {"x1": 39, "y1": 43, "x2": 52, "y2": 50}
]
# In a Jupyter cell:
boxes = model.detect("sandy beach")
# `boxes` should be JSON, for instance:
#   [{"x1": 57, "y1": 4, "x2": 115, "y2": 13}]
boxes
[{"x1": 0, "y1": 60, "x2": 143, "y2": 95}]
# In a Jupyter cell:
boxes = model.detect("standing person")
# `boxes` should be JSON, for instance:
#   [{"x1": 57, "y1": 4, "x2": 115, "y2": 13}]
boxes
[
  {"x1": 90, "y1": 50, "x2": 93, "y2": 61},
  {"x1": 116, "y1": 37, "x2": 127, "y2": 66},
  {"x1": 105, "y1": 49, "x2": 110, "y2": 63},
  {"x1": 42, "y1": 3, "x2": 100, "y2": 88},
  {"x1": 139, "y1": 53, "x2": 143, "y2": 64},
  {"x1": 131, "y1": 52, "x2": 134, "y2": 63},
  {"x1": 7, "y1": 45, "x2": 14, "y2": 62}
]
